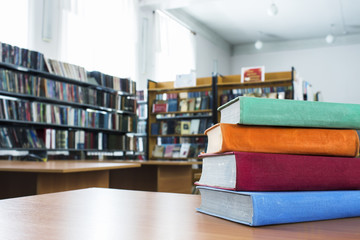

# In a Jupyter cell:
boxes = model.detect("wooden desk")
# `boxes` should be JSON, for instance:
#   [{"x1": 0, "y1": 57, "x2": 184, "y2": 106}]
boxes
[
  {"x1": 109, "y1": 160, "x2": 202, "y2": 194},
  {"x1": 0, "y1": 160, "x2": 140, "y2": 199},
  {"x1": 0, "y1": 188, "x2": 359, "y2": 240}
]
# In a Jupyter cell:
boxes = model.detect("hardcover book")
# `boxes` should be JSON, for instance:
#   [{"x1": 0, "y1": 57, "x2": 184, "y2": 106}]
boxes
[
  {"x1": 152, "y1": 103, "x2": 167, "y2": 113},
  {"x1": 204, "y1": 123, "x2": 359, "y2": 157},
  {"x1": 218, "y1": 96, "x2": 360, "y2": 128},
  {"x1": 196, "y1": 186, "x2": 360, "y2": 226},
  {"x1": 197, "y1": 152, "x2": 360, "y2": 191}
]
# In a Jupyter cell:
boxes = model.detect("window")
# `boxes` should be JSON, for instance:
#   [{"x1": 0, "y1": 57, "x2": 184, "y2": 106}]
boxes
[
  {"x1": 154, "y1": 10, "x2": 196, "y2": 82},
  {"x1": 60, "y1": 0, "x2": 138, "y2": 79},
  {"x1": 0, "y1": 0, "x2": 29, "y2": 48}
]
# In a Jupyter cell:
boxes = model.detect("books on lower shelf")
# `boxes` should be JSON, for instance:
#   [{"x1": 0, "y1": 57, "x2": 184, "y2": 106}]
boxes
[
  {"x1": 0, "y1": 127, "x2": 135, "y2": 151},
  {"x1": 0, "y1": 69, "x2": 136, "y2": 112},
  {"x1": 152, "y1": 143, "x2": 205, "y2": 159},
  {"x1": 150, "y1": 119, "x2": 210, "y2": 135},
  {"x1": 196, "y1": 97, "x2": 360, "y2": 226},
  {"x1": 152, "y1": 91, "x2": 212, "y2": 113},
  {"x1": 0, "y1": 97, "x2": 137, "y2": 132},
  {"x1": 1, "y1": 42, "x2": 45, "y2": 71}
]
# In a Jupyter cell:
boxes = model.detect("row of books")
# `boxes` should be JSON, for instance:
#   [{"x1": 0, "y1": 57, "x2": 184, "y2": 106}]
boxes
[
  {"x1": 137, "y1": 121, "x2": 146, "y2": 134},
  {"x1": 44, "y1": 57, "x2": 87, "y2": 82},
  {"x1": 151, "y1": 119, "x2": 211, "y2": 135},
  {"x1": 0, "y1": 42, "x2": 45, "y2": 71},
  {"x1": 219, "y1": 86, "x2": 292, "y2": 105},
  {"x1": 196, "y1": 96, "x2": 360, "y2": 226},
  {"x1": 137, "y1": 103, "x2": 147, "y2": 119},
  {"x1": 0, "y1": 98, "x2": 137, "y2": 132},
  {"x1": 44, "y1": 129, "x2": 136, "y2": 151},
  {"x1": 136, "y1": 90, "x2": 145, "y2": 101},
  {"x1": 89, "y1": 71, "x2": 136, "y2": 94},
  {"x1": 152, "y1": 143, "x2": 206, "y2": 159},
  {"x1": 0, "y1": 69, "x2": 136, "y2": 112},
  {"x1": 152, "y1": 95, "x2": 212, "y2": 113},
  {"x1": 159, "y1": 136, "x2": 207, "y2": 145},
  {"x1": 1, "y1": 42, "x2": 137, "y2": 95},
  {"x1": 0, "y1": 127, "x2": 45, "y2": 149},
  {"x1": 136, "y1": 135, "x2": 147, "y2": 153},
  {"x1": 154, "y1": 91, "x2": 211, "y2": 101}
]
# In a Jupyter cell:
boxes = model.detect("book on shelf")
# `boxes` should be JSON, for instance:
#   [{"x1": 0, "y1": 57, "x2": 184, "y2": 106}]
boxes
[
  {"x1": 196, "y1": 186, "x2": 360, "y2": 226},
  {"x1": 160, "y1": 121, "x2": 168, "y2": 135},
  {"x1": 180, "y1": 121, "x2": 191, "y2": 134},
  {"x1": 1, "y1": 42, "x2": 45, "y2": 71},
  {"x1": 188, "y1": 98, "x2": 195, "y2": 111},
  {"x1": 171, "y1": 145, "x2": 181, "y2": 158},
  {"x1": 219, "y1": 96, "x2": 360, "y2": 128},
  {"x1": 197, "y1": 151, "x2": 360, "y2": 191},
  {"x1": 152, "y1": 102, "x2": 167, "y2": 113},
  {"x1": 167, "y1": 98, "x2": 178, "y2": 112},
  {"x1": 151, "y1": 122, "x2": 160, "y2": 135},
  {"x1": 161, "y1": 144, "x2": 173, "y2": 158},
  {"x1": 179, "y1": 99, "x2": 188, "y2": 112},
  {"x1": 136, "y1": 90, "x2": 145, "y2": 101},
  {"x1": 189, "y1": 119, "x2": 200, "y2": 134},
  {"x1": 179, "y1": 143, "x2": 191, "y2": 158},
  {"x1": 152, "y1": 145, "x2": 164, "y2": 158},
  {"x1": 204, "y1": 123, "x2": 359, "y2": 157},
  {"x1": 0, "y1": 127, "x2": 45, "y2": 149}
]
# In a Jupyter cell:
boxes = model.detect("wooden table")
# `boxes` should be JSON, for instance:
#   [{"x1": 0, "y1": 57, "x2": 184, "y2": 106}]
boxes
[
  {"x1": 0, "y1": 160, "x2": 140, "y2": 199},
  {"x1": 109, "y1": 160, "x2": 202, "y2": 194},
  {"x1": 0, "y1": 188, "x2": 359, "y2": 240}
]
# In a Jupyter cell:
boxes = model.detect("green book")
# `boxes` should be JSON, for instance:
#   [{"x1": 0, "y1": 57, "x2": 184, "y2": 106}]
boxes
[{"x1": 218, "y1": 96, "x2": 360, "y2": 128}]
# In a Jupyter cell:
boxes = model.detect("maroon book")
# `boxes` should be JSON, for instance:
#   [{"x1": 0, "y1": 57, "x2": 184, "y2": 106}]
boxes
[
  {"x1": 196, "y1": 152, "x2": 360, "y2": 191},
  {"x1": 152, "y1": 103, "x2": 167, "y2": 113}
]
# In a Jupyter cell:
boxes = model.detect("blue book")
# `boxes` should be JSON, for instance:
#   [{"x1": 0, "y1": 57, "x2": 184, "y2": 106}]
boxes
[
  {"x1": 167, "y1": 99, "x2": 178, "y2": 112},
  {"x1": 196, "y1": 186, "x2": 360, "y2": 226}
]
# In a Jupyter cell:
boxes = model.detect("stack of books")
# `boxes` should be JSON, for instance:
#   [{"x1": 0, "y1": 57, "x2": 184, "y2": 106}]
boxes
[{"x1": 196, "y1": 96, "x2": 360, "y2": 226}]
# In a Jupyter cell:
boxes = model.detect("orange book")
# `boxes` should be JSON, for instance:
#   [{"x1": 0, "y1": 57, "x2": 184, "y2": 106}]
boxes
[{"x1": 204, "y1": 123, "x2": 359, "y2": 157}]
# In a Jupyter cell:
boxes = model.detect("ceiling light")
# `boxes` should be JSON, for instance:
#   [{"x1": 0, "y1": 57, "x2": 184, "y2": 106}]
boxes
[
  {"x1": 325, "y1": 34, "x2": 335, "y2": 44},
  {"x1": 325, "y1": 24, "x2": 335, "y2": 44},
  {"x1": 267, "y1": 3, "x2": 278, "y2": 16},
  {"x1": 254, "y1": 40, "x2": 263, "y2": 50}
]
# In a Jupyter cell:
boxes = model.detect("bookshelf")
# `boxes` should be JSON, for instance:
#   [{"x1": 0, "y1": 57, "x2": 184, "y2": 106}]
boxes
[
  {"x1": 147, "y1": 78, "x2": 215, "y2": 161},
  {"x1": 147, "y1": 67, "x2": 300, "y2": 161},
  {"x1": 0, "y1": 44, "x2": 137, "y2": 160},
  {"x1": 130, "y1": 90, "x2": 148, "y2": 160}
]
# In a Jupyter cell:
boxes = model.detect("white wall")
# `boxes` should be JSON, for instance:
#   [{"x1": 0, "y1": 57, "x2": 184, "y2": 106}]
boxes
[
  {"x1": 231, "y1": 43, "x2": 360, "y2": 104},
  {"x1": 138, "y1": 8, "x2": 232, "y2": 90},
  {"x1": 28, "y1": 0, "x2": 62, "y2": 60},
  {"x1": 196, "y1": 34, "x2": 231, "y2": 77}
]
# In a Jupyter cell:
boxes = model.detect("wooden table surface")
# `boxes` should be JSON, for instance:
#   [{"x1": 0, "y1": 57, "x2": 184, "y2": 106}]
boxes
[
  {"x1": 0, "y1": 160, "x2": 141, "y2": 173},
  {"x1": 1, "y1": 188, "x2": 359, "y2": 240},
  {"x1": 102, "y1": 160, "x2": 202, "y2": 165}
]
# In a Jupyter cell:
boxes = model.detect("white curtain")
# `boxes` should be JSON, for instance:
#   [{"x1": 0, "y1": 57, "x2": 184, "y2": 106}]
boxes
[
  {"x1": 0, "y1": 0, "x2": 29, "y2": 48},
  {"x1": 60, "y1": 0, "x2": 138, "y2": 79},
  {"x1": 154, "y1": 11, "x2": 196, "y2": 82}
]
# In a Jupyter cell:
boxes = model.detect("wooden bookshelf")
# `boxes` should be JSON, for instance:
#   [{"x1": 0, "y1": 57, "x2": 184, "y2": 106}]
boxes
[
  {"x1": 147, "y1": 78, "x2": 213, "y2": 161},
  {"x1": 147, "y1": 68, "x2": 297, "y2": 162}
]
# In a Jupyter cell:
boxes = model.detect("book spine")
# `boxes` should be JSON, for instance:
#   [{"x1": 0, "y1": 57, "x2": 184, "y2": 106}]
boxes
[
  {"x1": 212, "y1": 124, "x2": 359, "y2": 157},
  {"x1": 252, "y1": 191, "x2": 360, "y2": 226},
  {"x1": 240, "y1": 97, "x2": 360, "y2": 128}
]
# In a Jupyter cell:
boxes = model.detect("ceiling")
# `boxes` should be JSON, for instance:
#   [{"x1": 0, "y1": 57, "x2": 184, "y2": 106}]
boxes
[{"x1": 174, "y1": 0, "x2": 360, "y2": 46}]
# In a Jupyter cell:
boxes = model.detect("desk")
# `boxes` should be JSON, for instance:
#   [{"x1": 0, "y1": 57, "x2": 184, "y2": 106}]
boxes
[
  {"x1": 0, "y1": 188, "x2": 359, "y2": 240},
  {"x1": 0, "y1": 160, "x2": 140, "y2": 199},
  {"x1": 109, "y1": 160, "x2": 202, "y2": 193}
]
